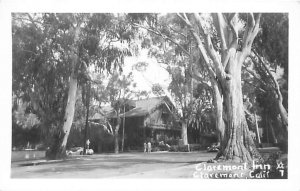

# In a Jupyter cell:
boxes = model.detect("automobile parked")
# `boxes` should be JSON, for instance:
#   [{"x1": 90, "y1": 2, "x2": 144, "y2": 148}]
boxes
[
  {"x1": 66, "y1": 147, "x2": 83, "y2": 155},
  {"x1": 66, "y1": 147, "x2": 94, "y2": 155},
  {"x1": 207, "y1": 143, "x2": 220, "y2": 152}
]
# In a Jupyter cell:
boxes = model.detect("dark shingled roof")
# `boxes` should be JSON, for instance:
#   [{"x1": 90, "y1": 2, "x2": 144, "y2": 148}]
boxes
[
  {"x1": 91, "y1": 96, "x2": 174, "y2": 120},
  {"x1": 123, "y1": 97, "x2": 166, "y2": 117}
]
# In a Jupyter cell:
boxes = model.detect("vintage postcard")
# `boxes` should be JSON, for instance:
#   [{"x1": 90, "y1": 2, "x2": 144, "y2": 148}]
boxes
[{"x1": 1, "y1": 0, "x2": 300, "y2": 190}]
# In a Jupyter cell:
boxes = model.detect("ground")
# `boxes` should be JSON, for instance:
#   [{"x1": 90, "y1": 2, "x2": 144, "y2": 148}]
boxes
[
  {"x1": 11, "y1": 151, "x2": 216, "y2": 178},
  {"x1": 11, "y1": 150, "x2": 287, "y2": 179}
]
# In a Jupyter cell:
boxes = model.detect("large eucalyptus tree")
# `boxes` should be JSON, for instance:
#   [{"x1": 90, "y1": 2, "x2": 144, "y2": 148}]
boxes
[
  {"x1": 176, "y1": 13, "x2": 263, "y2": 162},
  {"x1": 12, "y1": 13, "x2": 136, "y2": 159}
]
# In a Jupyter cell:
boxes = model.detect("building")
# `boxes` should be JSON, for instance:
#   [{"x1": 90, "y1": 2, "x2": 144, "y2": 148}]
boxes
[{"x1": 90, "y1": 96, "x2": 181, "y2": 150}]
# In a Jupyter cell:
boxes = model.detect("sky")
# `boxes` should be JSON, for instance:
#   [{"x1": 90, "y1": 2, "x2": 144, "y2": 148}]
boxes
[{"x1": 122, "y1": 49, "x2": 172, "y2": 98}]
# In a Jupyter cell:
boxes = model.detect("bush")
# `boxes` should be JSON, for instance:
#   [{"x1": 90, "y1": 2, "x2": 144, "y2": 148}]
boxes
[
  {"x1": 169, "y1": 145, "x2": 178, "y2": 152},
  {"x1": 158, "y1": 144, "x2": 170, "y2": 151},
  {"x1": 165, "y1": 138, "x2": 179, "y2": 146},
  {"x1": 169, "y1": 145, "x2": 189, "y2": 152},
  {"x1": 151, "y1": 144, "x2": 170, "y2": 152},
  {"x1": 189, "y1": 144, "x2": 203, "y2": 151}
]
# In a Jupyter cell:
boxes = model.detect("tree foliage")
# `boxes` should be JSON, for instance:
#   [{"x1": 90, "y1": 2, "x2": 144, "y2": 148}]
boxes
[{"x1": 12, "y1": 13, "x2": 137, "y2": 152}]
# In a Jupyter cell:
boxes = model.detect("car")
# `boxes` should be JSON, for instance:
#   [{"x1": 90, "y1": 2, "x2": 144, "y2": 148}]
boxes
[
  {"x1": 66, "y1": 147, "x2": 94, "y2": 155},
  {"x1": 207, "y1": 143, "x2": 220, "y2": 152},
  {"x1": 66, "y1": 147, "x2": 83, "y2": 155},
  {"x1": 86, "y1": 149, "x2": 94, "y2": 155}
]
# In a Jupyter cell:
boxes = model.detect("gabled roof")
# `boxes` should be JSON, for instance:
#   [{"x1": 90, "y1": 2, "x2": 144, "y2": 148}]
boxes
[
  {"x1": 123, "y1": 96, "x2": 167, "y2": 117},
  {"x1": 90, "y1": 96, "x2": 176, "y2": 120}
]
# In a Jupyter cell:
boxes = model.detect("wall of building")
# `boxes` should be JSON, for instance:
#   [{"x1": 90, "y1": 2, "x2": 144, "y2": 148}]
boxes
[{"x1": 144, "y1": 104, "x2": 174, "y2": 129}]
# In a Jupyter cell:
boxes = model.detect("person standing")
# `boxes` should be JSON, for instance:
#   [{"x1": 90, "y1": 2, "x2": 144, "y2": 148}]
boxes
[
  {"x1": 147, "y1": 141, "x2": 151, "y2": 153},
  {"x1": 144, "y1": 142, "x2": 147, "y2": 153},
  {"x1": 86, "y1": 139, "x2": 90, "y2": 149}
]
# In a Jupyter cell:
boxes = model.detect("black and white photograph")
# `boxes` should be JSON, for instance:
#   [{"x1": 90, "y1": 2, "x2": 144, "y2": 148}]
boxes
[{"x1": 1, "y1": 0, "x2": 300, "y2": 191}]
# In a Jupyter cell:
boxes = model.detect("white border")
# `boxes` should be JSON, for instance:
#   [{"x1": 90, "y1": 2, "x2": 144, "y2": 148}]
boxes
[{"x1": 1, "y1": 0, "x2": 300, "y2": 191}]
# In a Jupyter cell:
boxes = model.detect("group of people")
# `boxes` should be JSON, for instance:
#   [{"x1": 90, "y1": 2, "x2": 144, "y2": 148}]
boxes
[{"x1": 144, "y1": 141, "x2": 152, "y2": 153}]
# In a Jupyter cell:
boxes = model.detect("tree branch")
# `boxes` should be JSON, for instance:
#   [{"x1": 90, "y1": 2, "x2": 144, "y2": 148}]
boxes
[
  {"x1": 227, "y1": 13, "x2": 238, "y2": 50},
  {"x1": 169, "y1": 26, "x2": 187, "y2": 39},
  {"x1": 176, "y1": 13, "x2": 186, "y2": 22},
  {"x1": 26, "y1": 13, "x2": 38, "y2": 28},
  {"x1": 24, "y1": 13, "x2": 53, "y2": 28},
  {"x1": 249, "y1": 56, "x2": 276, "y2": 90},
  {"x1": 197, "y1": 56, "x2": 217, "y2": 85},
  {"x1": 176, "y1": 13, "x2": 219, "y2": 84},
  {"x1": 176, "y1": 13, "x2": 212, "y2": 71},
  {"x1": 242, "y1": 79, "x2": 266, "y2": 93},
  {"x1": 132, "y1": 23, "x2": 190, "y2": 56},
  {"x1": 192, "y1": 13, "x2": 229, "y2": 81},
  {"x1": 243, "y1": 65, "x2": 269, "y2": 88},
  {"x1": 240, "y1": 13, "x2": 261, "y2": 62},
  {"x1": 253, "y1": 51, "x2": 276, "y2": 84},
  {"x1": 212, "y1": 13, "x2": 238, "y2": 70},
  {"x1": 251, "y1": 51, "x2": 288, "y2": 127},
  {"x1": 212, "y1": 13, "x2": 228, "y2": 52},
  {"x1": 251, "y1": 51, "x2": 282, "y2": 100}
]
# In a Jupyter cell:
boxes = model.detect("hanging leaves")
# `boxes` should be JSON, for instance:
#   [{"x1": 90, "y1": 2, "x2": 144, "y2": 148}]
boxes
[{"x1": 12, "y1": 13, "x2": 138, "y2": 142}]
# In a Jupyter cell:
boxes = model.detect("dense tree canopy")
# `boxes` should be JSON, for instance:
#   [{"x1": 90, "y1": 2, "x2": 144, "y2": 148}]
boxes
[
  {"x1": 12, "y1": 13, "x2": 138, "y2": 158},
  {"x1": 12, "y1": 13, "x2": 288, "y2": 162}
]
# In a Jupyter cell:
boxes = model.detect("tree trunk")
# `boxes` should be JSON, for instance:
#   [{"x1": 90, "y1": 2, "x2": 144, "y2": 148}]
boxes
[
  {"x1": 254, "y1": 112, "x2": 261, "y2": 145},
  {"x1": 178, "y1": 12, "x2": 262, "y2": 163},
  {"x1": 219, "y1": 55, "x2": 262, "y2": 163},
  {"x1": 56, "y1": 76, "x2": 78, "y2": 159},
  {"x1": 211, "y1": 80, "x2": 225, "y2": 144},
  {"x1": 269, "y1": 123, "x2": 278, "y2": 144},
  {"x1": 121, "y1": 106, "x2": 125, "y2": 152},
  {"x1": 114, "y1": 110, "x2": 121, "y2": 154},
  {"x1": 47, "y1": 26, "x2": 80, "y2": 159},
  {"x1": 114, "y1": 124, "x2": 119, "y2": 154},
  {"x1": 83, "y1": 82, "x2": 91, "y2": 155},
  {"x1": 277, "y1": 98, "x2": 288, "y2": 129},
  {"x1": 181, "y1": 120, "x2": 188, "y2": 145},
  {"x1": 251, "y1": 52, "x2": 288, "y2": 130},
  {"x1": 212, "y1": 80, "x2": 226, "y2": 160}
]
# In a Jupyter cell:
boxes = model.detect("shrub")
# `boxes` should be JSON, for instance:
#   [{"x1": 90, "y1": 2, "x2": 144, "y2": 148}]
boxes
[
  {"x1": 189, "y1": 144, "x2": 203, "y2": 151},
  {"x1": 169, "y1": 145, "x2": 189, "y2": 152},
  {"x1": 158, "y1": 144, "x2": 170, "y2": 151},
  {"x1": 169, "y1": 145, "x2": 179, "y2": 152},
  {"x1": 166, "y1": 138, "x2": 179, "y2": 146}
]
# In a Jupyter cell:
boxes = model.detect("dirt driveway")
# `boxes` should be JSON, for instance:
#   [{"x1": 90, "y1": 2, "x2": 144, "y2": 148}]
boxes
[{"x1": 11, "y1": 151, "x2": 216, "y2": 178}]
